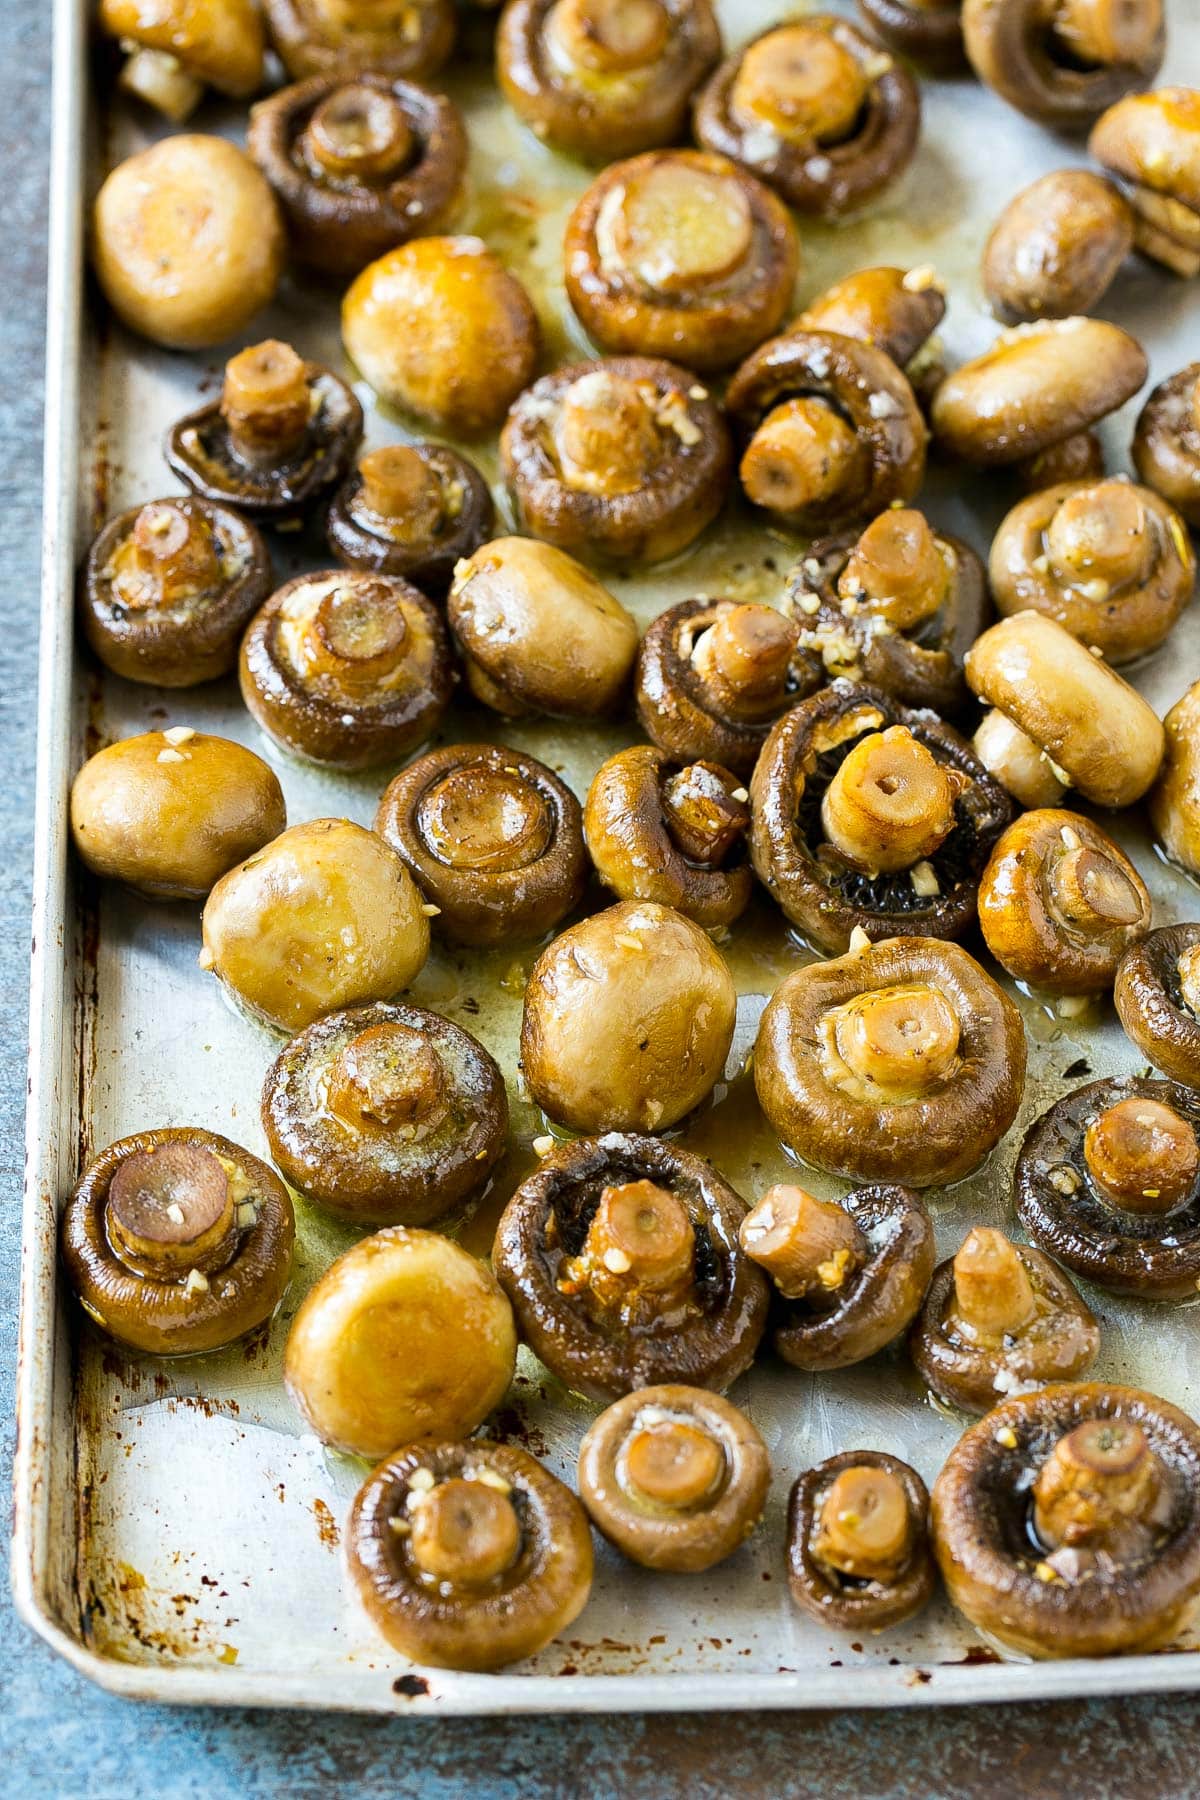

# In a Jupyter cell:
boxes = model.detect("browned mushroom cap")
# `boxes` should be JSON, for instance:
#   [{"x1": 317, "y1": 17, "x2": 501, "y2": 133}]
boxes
[
  {"x1": 497, "y1": 0, "x2": 721, "y2": 160},
  {"x1": 695, "y1": 16, "x2": 920, "y2": 218},
  {"x1": 493, "y1": 1133, "x2": 768, "y2": 1400},
  {"x1": 727, "y1": 331, "x2": 927, "y2": 534},
  {"x1": 788, "y1": 1451, "x2": 935, "y2": 1633},
  {"x1": 978, "y1": 809, "x2": 1151, "y2": 996},
  {"x1": 1014, "y1": 429, "x2": 1107, "y2": 494},
  {"x1": 239, "y1": 570, "x2": 454, "y2": 771},
  {"x1": 81, "y1": 497, "x2": 271, "y2": 687},
  {"x1": 501, "y1": 358, "x2": 733, "y2": 565},
  {"x1": 988, "y1": 478, "x2": 1194, "y2": 665},
  {"x1": 165, "y1": 342, "x2": 364, "y2": 528},
  {"x1": 857, "y1": 0, "x2": 965, "y2": 71},
  {"x1": 263, "y1": 0, "x2": 455, "y2": 82},
  {"x1": 1133, "y1": 364, "x2": 1200, "y2": 526},
  {"x1": 749, "y1": 683, "x2": 1011, "y2": 954},
  {"x1": 348, "y1": 1439, "x2": 593, "y2": 1671},
  {"x1": 262, "y1": 1000, "x2": 507, "y2": 1226},
  {"x1": 376, "y1": 743, "x2": 587, "y2": 946},
  {"x1": 326, "y1": 443, "x2": 494, "y2": 594},
  {"x1": 577, "y1": 1384, "x2": 769, "y2": 1573},
  {"x1": 247, "y1": 74, "x2": 467, "y2": 277},
  {"x1": 909, "y1": 1227, "x2": 1099, "y2": 1414},
  {"x1": 583, "y1": 745, "x2": 751, "y2": 930},
  {"x1": 1015, "y1": 1077, "x2": 1200, "y2": 1298},
  {"x1": 962, "y1": 0, "x2": 1164, "y2": 129},
  {"x1": 982, "y1": 171, "x2": 1134, "y2": 322},
  {"x1": 933, "y1": 1383, "x2": 1200, "y2": 1658},
  {"x1": 1115, "y1": 925, "x2": 1200, "y2": 1087},
  {"x1": 61, "y1": 1127, "x2": 294, "y2": 1356},
  {"x1": 1151, "y1": 679, "x2": 1200, "y2": 876},
  {"x1": 931, "y1": 319, "x2": 1148, "y2": 467},
  {"x1": 99, "y1": 0, "x2": 265, "y2": 120},
  {"x1": 797, "y1": 265, "x2": 946, "y2": 372},
  {"x1": 784, "y1": 510, "x2": 990, "y2": 717},
  {"x1": 1090, "y1": 88, "x2": 1200, "y2": 277},
  {"x1": 562, "y1": 151, "x2": 799, "y2": 375},
  {"x1": 754, "y1": 934, "x2": 1026, "y2": 1188},
  {"x1": 740, "y1": 1180, "x2": 934, "y2": 1371}
]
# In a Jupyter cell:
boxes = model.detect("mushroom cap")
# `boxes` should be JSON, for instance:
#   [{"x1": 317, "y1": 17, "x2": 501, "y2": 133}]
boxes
[
  {"x1": 857, "y1": 0, "x2": 966, "y2": 70},
  {"x1": 327, "y1": 443, "x2": 495, "y2": 592},
  {"x1": 982, "y1": 171, "x2": 1134, "y2": 322},
  {"x1": 100, "y1": 0, "x2": 265, "y2": 92},
  {"x1": 1115, "y1": 924, "x2": 1200, "y2": 1086},
  {"x1": 1133, "y1": 363, "x2": 1200, "y2": 529},
  {"x1": 788, "y1": 1450, "x2": 936, "y2": 1632},
  {"x1": 797, "y1": 264, "x2": 946, "y2": 368},
  {"x1": 263, "y1": 0, "x2": 455, "y2": 82},
  {"x1": 1090, "y1": 88, "x2": 1200, "y2": 214},
  {"x1": 1150, "y1": 678, "x2": 1200, "y2": 875},
  {"x1": 962, "y1": 0, "x2": 1165, "y2": 129}
]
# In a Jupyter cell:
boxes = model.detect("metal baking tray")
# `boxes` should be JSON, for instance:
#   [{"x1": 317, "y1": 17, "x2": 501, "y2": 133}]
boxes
[{"x1": 15, "y1": 0, "x2": 1200, "y2": 1714}]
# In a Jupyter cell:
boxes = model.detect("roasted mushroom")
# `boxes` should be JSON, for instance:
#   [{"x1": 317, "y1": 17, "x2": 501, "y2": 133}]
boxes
[
  {"x1": 754, "y1": 933, "x2": 1026, "y2": 1188},
  {"x1": 932, "y1": 1383, "x2": 1200, "y2": 1658},
  {"x1": 70, "y1": 730, "x2": 285, "y2": 902},
  {"x1": 795, "y1": 264, "x2": 946, "y2": 392},
  {"x1": 239, "y1": 569, "x2": 454, "y2": 771},
  {"x1": 263, "y1": 0, "x2": 455, "y2": 82},
  {"x1": 966, "y1": 613, "x2": 1165, "y2": 810},
  {"x1": 376, "y1": 743, "x2": 587, "y2": 946},
  {"x1": 787, "y1": 1451, "x2": 935, "y2": 1632},
  {"x1": 1090, "y1": 87, "x2": 1200, "y2": 278},
  {"x1": 694, "y1": 17, "x2": 921, "y2": 219},
  {"x1": 1015, "y1": 1078, "x2": 1200, "y2": 1299},
  {"x1": 982, "y1": 171, "x2": 1134, "y2": 322},
  {"x1": 201, "y1": 818, "x2": 430, "y2": 1033},
  {"x1": 857, "y1": 0, "x2": 965, "y2": 71},
  {"x1": 1133, "y1": 363, "x2": 1200, "y2": 526},
  {"x1": 726, "y1": 330, "x2": 927, "y2": 534},
  {"x1": 447, "y1": 537, "x2": 639, "y2": 720},
  {"x1": 500, "y1": 357, "x2": 732, "y2": 564},
  {"x1": 342, "y1": 237, "x2": 540, "y2": 435},
  {"x1": 910, "y1": 1226, "x2": 1099, "y2": 1414},
  {"x1": 99, "y1": 0, "x2": 264, "y2": 120},
  {"x1": 496, "y1": 0, "x2": 721, "y2": 161},
  {"x1": 493, "y1": 1134, "x2": 768, "y2": 1400},
  {"x1": 93, "y1": 136, "x2": 285, "y2": 350},
  {"x1": 561, "y1": 150, "x2": 798, "y2": 375},
  {"x1": 326, "y1": 443, "x2": 495, "y2": 593},
  {"x1": 1151, "y1": 680, "x2": 1200, "y2": 876},
  {"x1": 739, "y1": 1180, "x2": 934, "y2": 1371},
  {"x1": 749, "y1": 683, "x2": 1011, "y2": 954},
  {"x1": 1016, "y1": 430, "x2": 1107, "y2": 495},
  {"x1": 583, "y1": 745, "x2": 751, "y2": 930},
  {"x1": 783, "y1": 508, "x2": 989, "y2": 717},
  {"x1": 520, "y1": 900, "x2": 736, "y2": 1135},
  {"x1": 165, "y1": 341, "x2": 363, "y2": 529},
  {"x1": 962, "y1": 0, "x2": 1164, "y2": 128},
  {"x1": 61, "y1": 1128, "x2": 294, "y2": 1356},
  {"x1": 81, "y1": 497, "x2": 271, "y2": 687},
  {"x1": 286, "y1": 1226, "x2": 515, "y2": 1457},
  {"x1": 1115, "y1": 925, "x2": 1200, "y2": 1087},
  {"x1": 348, "y1": 1439, "x2": 593, "y2": 1671},
  {"x1": 577, "y1": 1384, "x2": 769, "y2": 1572},
  {"x1": 248, "y1": 74, "x2": 467, "y2": 276},
  {"x1": 988, "y1": 478, "x2": 1194, "y2": 665}
]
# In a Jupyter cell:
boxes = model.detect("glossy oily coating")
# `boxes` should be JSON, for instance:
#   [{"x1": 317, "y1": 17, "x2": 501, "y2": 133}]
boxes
[
  {"x1": 326, "y1": 443, "x2": 494, "y2": 592},
  {"x1": 263, "y1": 0, "x2": 455, "y2": 81},
  {"x1": 962, "y1": 0, "x2": 1164, "y2": 129},
  {"x1": 61, "y1": 1127, "x2": 295, "y2": 1356},
  {"x1": 261, "y1": 1000, "x2": 508, "y2": 1226},
  {"x1": 982, "y1": 171, "x2": 1134, "y2": 321},
  {"x1": 857, "y1": 0, "x2": 965, "y2": 70},
  {"x1": 788, "y1": 1451, "x2": 936, "y2": 1632},
  {"x1": 501, "y1": 357, "x2": 732, "y2": 564},
  {"x1": 1016, "y1": 429, "x2": 1106, "y2": 495},
  {"x1": 70, "y1": 730, "x2": 286, "y2": 901},
  {"x1": 1115, "y1": 924, "x2": 1200, "y2": 1087},
  {"x1": 348, "y1": 1439, "x2": 593, "y2": 1671},
  {"x1": 1090, "y1": 87, "x2": 1200, "y2": 277},
  {"x1": 562, "y1": 151, "x2": 799, "y2": 374},
  {"x1": 376, "y1": 743, "x2": 588, "y2": 946},
  {"x1": 1151, "y1": 680, "x2": 1200, "y2": 876},
  {"x1": 796, "y1": 264, "x2": 946, "y2": 371},
  {"x1": 932, "y1": 1383, "x2": 1200, "y2": 1659},
  {"x1": 492, "y1": 1133, "x2": 768, "y2": 1401},
  {"x1": 1134, "y1": 363, "x2": 1200, "y2": 526},
  {"x1": 99, "y1": 0, "x2": 265, "y2": 120},
  {"x1": 577, "y1": 1384, "x2": 769, "y2": 1572},
  {"x1": 81, "y1": 497, "x2": 271, "y2": 687},
  {"x1": 754, "y1": 934, "x2": 1026, "y2": 1189}
]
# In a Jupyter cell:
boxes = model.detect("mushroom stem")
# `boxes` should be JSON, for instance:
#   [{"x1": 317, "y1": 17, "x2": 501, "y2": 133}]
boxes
[
  {"x1": 730, "y1": 25, "x2": 869, "y2": 144},
  {"x1": 739, "y1": 398, "x2": 865, "y2": 517},
  {"x1": 119, "y1": 46, "x2": 205, "y2": 122},
  {"x1": 838, "y1": 509, "x2": 949, "y2": 631},
  {"x1": 949, "y1": 1227, "x2": 1036, "y2": 1340},
  {"x1": 1032, "y1": 1418, "x2": 1164, "y2": 1553},
  {"x1": 327, "y1": 1021, "x2": 449, "y2": 1135},
  {"x1": 826, "y1": 982, "x2": 962, "y2": 1095},
  {"x1": 610, "y1": 160, "x2": 755, "y2": 295},
  {"x1": 689, "y1": 605, "x2": 799, "y2": 719},
  {"x1": 303, "y1": 83, "x2": 414, "y2": 182},
  {"x1": 115, "y1": 500, "x2": 222, "y2": 609},
  {"x1": 221, "y1": 340, "x2": 311, "y2": 466},
  {"x1": 357, "y1": 446, "x2": 444, "y2": 540},
  {"x1": 546, "y1": 0, "x2": 670, "y2": 72},
  {"x1": 407, "y1": 1476, "x2": 522, "y2": 1587},
  {"x1": 739, "y1": 1181, "x2": 866, "y2": 1302},
  {"x1": 300, "y1": 579, "x2": 410, "y2": 692},
  {"x1": 813, "y1": 1465, "x2": 911, "y2": 1581},
  {"x1": 1083, "y1": 1096, "x2": 1200, "y2": 1214},
  {"x1": 620, "y1": 1417, "x2": 726, "y2": 1508},
  {"x1": 661, "y1": 762, "x2": 749, "y2": 868},
  {"x1": 553, "y1": 371, "x2": 660, "y2": 498},
  {"x1": 1178, "y1": 943, "x2": 1200, "y2": 1017},
  {"x1": 820, "y1": 725, "x2": 962, "y2": 875},
  {"x1": 416, "y1": 765, "x2": 553, "y2": 873},
  {"x1": 972, "y1": 709, "x2": 1067, "y2": 810},
  {"x1": 1049, "y1": 0, "x2": 1162, "y2": 68},
  {"x1": 1048, "y1": 838, "x2": 1145, "y2": 936},
  {"x1": 561, "y1": 1179, "x2": 697, "y2": 1308},
  {"x1": 106, "y1": 1141, "x2": 237, "y2": 1278},
  {"x1": 1045, "y1": 481, "x2": 1151, "y2": 590}
]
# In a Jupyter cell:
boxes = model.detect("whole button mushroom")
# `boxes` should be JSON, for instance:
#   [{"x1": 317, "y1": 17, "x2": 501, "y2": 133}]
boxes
[
  {"x1": 962, "y1": 0, "x2": 1164, "y2": 129},
  {"x1": 93, "y1": 137, "x2": 285, "y2": 351},
  {"x1": 795, "y1": 263, "x2": 947, "y2": 398},
  {"x1": 1115, "y1": 925, "x2": 1200, "y2": 1087},
  {"x1": 1090, "y1": 87, "x2": 1200, "y2": 277},
  {"x1": 263, "y1": 0, "x2": 455, "y2": 82},
  {"x1": 857, "y1": 0, "x2": 965, "y2": 70},
  {"x1": 694, "y1": 16, "x2": 920, "y2": 219},
  {"x1": 520, "y1": 900, "x2": 736, "y2": 1134},
  {"x1": 326, "y1": 443, "x2": 494, "y2": 594},
  {"x1": 787, "y1": 1451, "x2": 936, "y2": 1633},
  {"x1": 1150, "y1": 680, "x2": 1200, "y2": 876},
  {"x1": 982, "y1": 171, "x2": 1134, "y2": 322},
  {"x1": 501, "y1": 358, "x2": 733, "y2": 565},
  {"x1": 561, "y1": 151, "x2": 799, "y2": 375},
  {"x1": 1133, "y1": 362, "x2": 1200, "y2": 526},
  {"x1": 99, "y1": 0, "x2": 264, "y2": 120},
  {"x1": 70, "y1": 730, "x2": 285, "y2": 901},
  {"x1": 496, "y1": 0, "x2": 721, "y2": 161}
]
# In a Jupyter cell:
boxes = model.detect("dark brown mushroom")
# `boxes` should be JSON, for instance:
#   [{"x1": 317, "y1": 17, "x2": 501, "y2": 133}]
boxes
[
  {"x1": 376, "y1": 743, "x2": 587, "y2": 946},
  {"x1": 754, "y1": 933, "x2": 1026, "y2": 1188},
  {"x1": 1015, "y1": 429, "x2": 1107, "y2": 494},
  {"x1": 694, "y1": 16, "x2": 921, "y2": 218},
  {"x1": 857, "y1": 0, "x2": 965, "y2": 70},
  {"x1": 1115, "y1": 925, "x2": 1200, "y2": 1087},
  {"x1": 1015, "y1": 1077, "x2": 1200, "y2": 1299},
  {"x1": 348, "y1": 1439, "x2": 593, "y2": 1671},
  {"x1": 239, "y1": 569, "x2": 454, "y2": 771},
  {"x1": 1133, "y1": 363, "x2": 1200, "y2": 526},
  {"x1": 796, "y1": 263, "x2": 946, "y2": 380},
  {"x1": 962, "y1": 0, "x2": 1164, "y2": 129},
  {"x1": 788, "y1": 1451, "x2": 936, "y2": 1632},
  {"x1": 61, "y1": 1127, "x2": 294, "y2": 1356},
  {"x1": 932, "y1": 1382, "x2": 1200, "y2": 1658},
  {"x1": 247, "y1": 74, "x2": 467, "y2": 276},
  {"x1": 326, "y1": 443, "x2": 494, "y2": 593},
  {"x1": 81, "y1": 497, "x2": 271, "y2": 687},
  {"x1": 1090, "y1": 88, "x2": 1200, "y2": 278},
  {"x1": 740, "y1": 1180, "x2": 934, "y2": 1371},
  {"x1": 165, "y1": 340, "x2": 364, "y2": 529},
  {"x1": 982, "y1": 171, "x2": 1134, "y2": 322},
  {"x1": 492, "y1": 1133, "x2": 768, "y2": 1401},
  {"x1": 263, "y1": 0, "x2": 455, "y2": 82}
]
